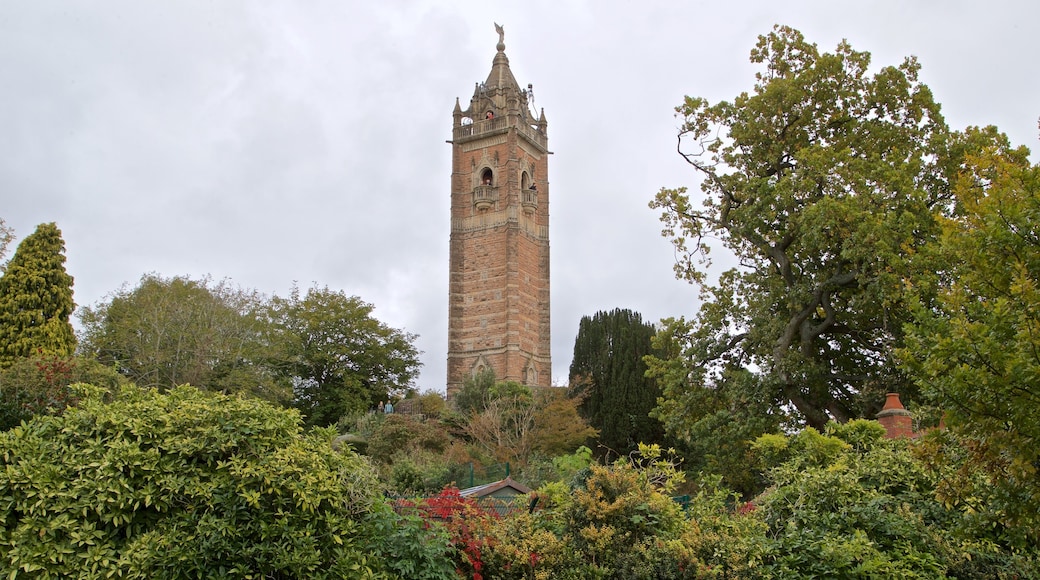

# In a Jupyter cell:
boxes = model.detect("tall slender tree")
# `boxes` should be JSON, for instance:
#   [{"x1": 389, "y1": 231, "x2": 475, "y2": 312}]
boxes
[
  {"x1": 0, "y1": 223, "x2": 76, "y2": 367},
  {"x1": 569, "y1": 308, "x2": 664, "y2": 456}
]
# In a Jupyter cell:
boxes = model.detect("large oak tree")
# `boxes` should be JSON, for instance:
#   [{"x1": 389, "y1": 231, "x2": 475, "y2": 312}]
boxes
[
  {"x1": 902, "y1": 126, "x2": 1040, "y2": 539},
  {"x1": 650, "y1": 26, "x2": 951, "y2": 430}
]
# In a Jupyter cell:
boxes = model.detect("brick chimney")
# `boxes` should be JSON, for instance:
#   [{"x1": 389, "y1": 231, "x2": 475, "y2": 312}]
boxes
[{"x1": 876, "y1": 393, "x2": 915, "y2": 439}]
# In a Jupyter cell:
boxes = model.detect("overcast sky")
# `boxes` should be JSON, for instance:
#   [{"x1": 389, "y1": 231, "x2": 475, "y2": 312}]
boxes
[{"x1": 2, "y1": 1, "x2": 1037, "y2": 392}]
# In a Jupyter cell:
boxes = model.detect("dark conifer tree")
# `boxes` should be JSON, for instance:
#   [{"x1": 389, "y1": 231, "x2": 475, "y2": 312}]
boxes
[
  {"x1": 569, "y1": 308, "x2": 664, "y2": 456},
  {"x1": 0, "y1": 223, "x2": 76, "y2": 368}
]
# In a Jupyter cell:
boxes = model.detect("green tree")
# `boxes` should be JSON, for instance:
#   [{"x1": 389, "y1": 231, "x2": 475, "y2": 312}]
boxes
[
  {"x1": 902, "y1": 126, "x2": 1040, "y2": 539},
  {"x1": 0, "y1": 218, "x2": 12, "y2": 270},
  {"x1": 649, "y1": 26, "x2": 950, "y2": 429},
  {"x1": 78, "y1": 274, "x2": 284, "y2": 401},
  {"x1": 270, "y1": 285, "x2": 421, "y2": 427},
  {"x1": 0, "y1": 223, "x2": 76, "y2": 368},
  {"x1": 648, "y1": 317, "x2": 785, "y2": 497},
  {"x1": 569, "y1": 308, "x2": 664, "y2": 456},
  {"x1": 0, "y1": 384, "x2": 456, "y2": 578},
  {"x1": 452, "y1": 367, "x2": 497, "y2": 415}
]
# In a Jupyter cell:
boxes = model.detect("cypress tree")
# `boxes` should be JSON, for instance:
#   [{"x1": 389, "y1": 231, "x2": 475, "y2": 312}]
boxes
[
  {"x1": 569, "y1": 308, "x2": 664, "y2": 456},
  {"x1": 0, "y1": 223, "x2": 76, "y2": 367}
]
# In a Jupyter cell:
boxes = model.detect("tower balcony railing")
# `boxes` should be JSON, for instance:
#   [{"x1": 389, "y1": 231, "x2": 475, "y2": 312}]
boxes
[
  {"x1": 473, "y1": 185, "x2": 498, "y2": 210},
  {"x1": 454, "y1": 117, "x2": 547, "y2": 150},
  {"x1": 521, "y1": 189, "x2": 537, "y2": 212}
]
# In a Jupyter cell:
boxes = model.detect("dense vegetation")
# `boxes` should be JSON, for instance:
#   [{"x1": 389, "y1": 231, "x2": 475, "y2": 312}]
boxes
[
  {"x1": 1, "y1": 24, "x2": 1038, "y2": 578},
  {"x1": 0, "y1": 385, "x2": 456, "y2": 578},
  {"x1": 77, "y1": 275, "x2": 420, "y2": 425}
]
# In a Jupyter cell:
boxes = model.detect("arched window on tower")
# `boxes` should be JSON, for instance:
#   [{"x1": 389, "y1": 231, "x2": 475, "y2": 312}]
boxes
[
  {"x1": 521, "y1": 171, "x2": 537, "y2": 213},
  {"x1": 475, "y1": 168, "x2": 495, "y2": 211}
]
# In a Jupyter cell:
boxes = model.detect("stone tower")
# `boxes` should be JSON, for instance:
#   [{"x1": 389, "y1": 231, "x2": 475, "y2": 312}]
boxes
[{"x1": 447, "y1": 25, "x2": 551, "y2": 397}]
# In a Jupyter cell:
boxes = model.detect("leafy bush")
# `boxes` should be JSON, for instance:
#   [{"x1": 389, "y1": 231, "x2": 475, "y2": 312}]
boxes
[
  {"x1": 0, "y1": 384, "x2": 453, "y2": 578},
  {"x1": 750, "y1": 420, "x2": 1040, "y2": 578},
  {"x1": 478, "y1": 445, "x2": 720, "y2": 579},
  {"x1": 367, "y1": 413, "x2": 451, "y2": 459},
  {"x1": 398, "y1": 488, "x2": 504, "y2": 580}
]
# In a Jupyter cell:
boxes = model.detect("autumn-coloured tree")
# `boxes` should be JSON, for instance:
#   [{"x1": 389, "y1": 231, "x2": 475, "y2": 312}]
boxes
[
  {"x1": 902, "y1": 126, "x2": 1040, "y2": 540},
  {"x1": 465, "y1": 382, "x2": 596, "y2": 467},
  {"x1": 531, "y1": 388, "x2": 599, "y2": 457}
]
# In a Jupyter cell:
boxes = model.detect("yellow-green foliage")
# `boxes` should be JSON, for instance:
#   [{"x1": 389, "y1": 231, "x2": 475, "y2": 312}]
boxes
[
  {"x1": 482, "y1": 445, "x2": 726, "y2": 579},
  {"x1": 749, "y1": 424, "x2": 1040, "y2": 578},
  {"x1": 0, "y1": 384, "x2": 454, "y2": 579},
  {"x1": 0, "y1": 223, "x2": 76, "y2": 368}
]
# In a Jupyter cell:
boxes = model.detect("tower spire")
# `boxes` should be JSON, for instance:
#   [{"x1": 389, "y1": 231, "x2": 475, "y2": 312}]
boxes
[{"x1": 485, "y1": 23, "x2": 520, "y2": 95}]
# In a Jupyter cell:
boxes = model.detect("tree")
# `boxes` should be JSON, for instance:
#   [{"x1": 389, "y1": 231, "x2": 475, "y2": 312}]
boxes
[
  {"x1": 78, "y1": 274, "x2": 284, "y2": 402},
  {"x1": 649, "y1": 26, "x2": 950, "y2": 429},
  {"x1": 464, "y1": 381, "x2": 597, "y2": 467},
  {"x1": 901, "y1": 126, "x2": 1040, "y2": 538},
  {"x1": 569, "y1": 308, "x2": 664, "y2": 456},
  {"x1": 0, "y1": 223, "x2": 76, "y2": 368},
  {"x1": 465, "y1": 381, "x2": 538, "y2": 465},
  {"x1": 530, "y1": 388, "x2": 599, "y2": 457},
  {"x1": 648, "y1": 318, "x2": 786, "y2": 497},
  {"x1": 0, "y1": 218, "x2": 12, "y2": 270},
  {"x1": 0, "y1": 384, "x2": 456, "y2": 578},
  {"x1": 452, "y1": 367, "x2": 497, "y2": 415},
  {"x1": 270, "y1": 285, "x2": 421, "y2": 427}
]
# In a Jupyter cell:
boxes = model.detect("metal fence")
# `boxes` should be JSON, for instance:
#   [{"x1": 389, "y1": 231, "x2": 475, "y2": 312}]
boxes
[{"x1": 446, "y1": 462, "x2": 510, "y2": 489}]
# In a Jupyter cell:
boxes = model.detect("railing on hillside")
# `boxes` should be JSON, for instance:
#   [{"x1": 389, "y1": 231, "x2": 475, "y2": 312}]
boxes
[{"x1": 447, "y1": 462, "x2": 510, "y2": 489}]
